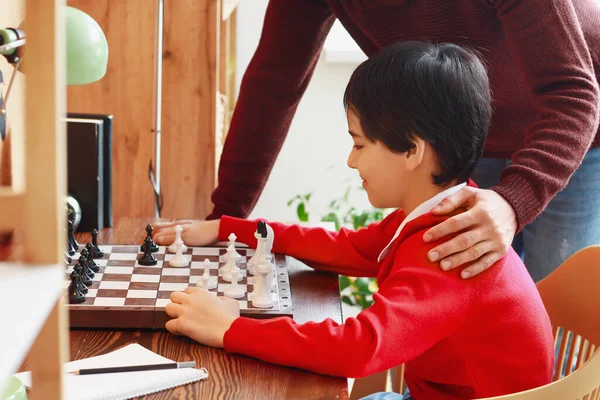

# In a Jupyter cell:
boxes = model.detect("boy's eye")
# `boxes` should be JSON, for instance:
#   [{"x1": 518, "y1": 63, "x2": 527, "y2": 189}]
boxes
[{"x1": 353, "y1": 144, "x2": 364, "y2": 151}]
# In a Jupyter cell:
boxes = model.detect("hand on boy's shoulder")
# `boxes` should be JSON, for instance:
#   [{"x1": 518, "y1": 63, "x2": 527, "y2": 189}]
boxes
[{"x1": 423, "y1": 187, "x2": 517, "y2": 279}]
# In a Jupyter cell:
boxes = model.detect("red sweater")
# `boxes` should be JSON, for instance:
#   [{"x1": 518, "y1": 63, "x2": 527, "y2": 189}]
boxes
[
  {"x1": 209, "y1": 0, "x2": 600, "y2": 231},
  {"x1": 220, "y1": 213, "x2": 554, "y2": 399}
]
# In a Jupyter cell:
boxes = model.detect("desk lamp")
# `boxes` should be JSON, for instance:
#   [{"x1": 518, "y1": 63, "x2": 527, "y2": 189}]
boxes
[{"x1": 0, "y1": 6, "x2": 108, "y2": 140}]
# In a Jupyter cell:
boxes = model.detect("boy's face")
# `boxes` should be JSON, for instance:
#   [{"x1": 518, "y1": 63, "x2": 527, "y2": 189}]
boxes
[{"x1": 346, "y1": 110, "x2": 409, "y2": 209}]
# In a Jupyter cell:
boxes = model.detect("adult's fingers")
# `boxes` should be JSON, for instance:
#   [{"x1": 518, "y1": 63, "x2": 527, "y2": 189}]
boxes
[
  {"x1": 460, "y1": 252, "x2": 500, "y2": 279},
  {"x1": 424, "y1": 208, "x2": 478, "y2": 246},
  {"x1": 429, "y1": 187, "x2": 476, "y2": 216},
  {"x1": 437, "y1": 240, "x2": 494, "y2": 271}
]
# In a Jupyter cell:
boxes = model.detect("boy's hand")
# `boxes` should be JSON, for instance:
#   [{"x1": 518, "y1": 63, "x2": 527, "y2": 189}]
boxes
[
  {"x1": 165, "y1": 287, "x2": 240, "y2": 348},
  {"x1": 423, "y1": 187, "x2": 517, "y2": 279},
  {"x1": 152, "y1": 219, "x2": 220, "y2": 247}
]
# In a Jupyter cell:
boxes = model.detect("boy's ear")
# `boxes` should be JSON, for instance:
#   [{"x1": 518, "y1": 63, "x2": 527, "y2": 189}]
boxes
[{"x1": 405, "y1": 135, "x2": 426, "y2": 171}]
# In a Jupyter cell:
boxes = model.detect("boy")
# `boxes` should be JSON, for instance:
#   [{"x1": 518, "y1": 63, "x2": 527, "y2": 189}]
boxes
[{"x1": 154, "y1": 42, "x2": 554, "y2": 399}]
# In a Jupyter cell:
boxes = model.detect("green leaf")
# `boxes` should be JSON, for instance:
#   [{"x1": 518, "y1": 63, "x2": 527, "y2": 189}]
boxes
[
  {"x1": 339, "y1": 275, "x2": 351, "y2": 291},
  {"x1": 341, "y1": 295, "x2": 354, "y2": 306},
  {"x1": 304, "y1": 192, "x2": 313, "y2": 202},
  {"x1": 297, "y1": 203, "x2": 309, "y2": 222},
  {"x1": 353, "y1": 277, "x2": 371, "y2": 291},
  {"x1": 322, "y1": 212, "x2": 341, "y2": 231},
  {"x1": 354, "y1": 212, "x2": 370, "y2": 230},
  {"x1": 358, "y1": 297, "x2": 370, "y2": 309}
]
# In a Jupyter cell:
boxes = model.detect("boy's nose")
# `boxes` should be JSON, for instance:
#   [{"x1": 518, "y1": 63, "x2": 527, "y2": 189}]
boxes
[{"x1": 347, "y1": 152, "x2": 356, "y2": 169}]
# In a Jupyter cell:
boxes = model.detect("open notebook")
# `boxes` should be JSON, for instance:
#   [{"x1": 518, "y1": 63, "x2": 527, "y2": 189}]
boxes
[{"x1": 14, "y1": 343, "x2": 208, "y2": 400}]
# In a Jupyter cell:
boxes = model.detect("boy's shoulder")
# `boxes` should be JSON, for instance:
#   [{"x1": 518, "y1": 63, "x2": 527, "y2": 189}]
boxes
[{"x1": 392, "y1": 210, "x2": 523, "y2": 281}]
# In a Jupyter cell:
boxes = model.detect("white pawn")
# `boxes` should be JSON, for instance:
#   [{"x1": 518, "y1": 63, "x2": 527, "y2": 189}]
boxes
[
  {"x1": 168, "y1": 237, "x2": 189, "y2": 268},
  {"x1": 224, "y1": 266, "x2": 244, "y2": 299},
  {"x1": 222, "y1": 248, "x2": 243, "y2": 283},
  {"x1": 220, "y1": 245, "x2": 240, "y2": 282},
  {"x1": 219, "y1": 233, "x2": 241, "y2": 262},
  {"x1": 251, "y1": 256, "x2": 274, "y2": 308},
  {"x1": 168, "y1": 225, "x2": 188, "y2": 253},
  {"x1": 196, "y1": 258, "x2": 217, "y2": 290}
]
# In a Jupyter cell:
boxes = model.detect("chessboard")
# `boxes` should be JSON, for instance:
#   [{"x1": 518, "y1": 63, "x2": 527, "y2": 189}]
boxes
[{"x1": 65, "y1": 244, "x2": 293, "y2": 329}]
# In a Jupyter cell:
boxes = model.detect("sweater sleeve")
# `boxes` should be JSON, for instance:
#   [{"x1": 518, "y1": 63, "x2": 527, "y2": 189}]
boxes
[
  {"x1": 207, "y1": 1, "x2": 335, "y2": 220},
  {"x1": 222, "y1": 231, "x2": 473, "y2": 378},
  {"x1": 218, "y1": 211, "x2": 403, "y2": 278},
  {"x1": 486, "y1": 0, "x2": 600, "y2": 231}
]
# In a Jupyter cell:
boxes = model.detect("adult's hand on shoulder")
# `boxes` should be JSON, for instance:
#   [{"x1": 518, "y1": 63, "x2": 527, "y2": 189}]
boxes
[{"x1": 423, "y1": 187, "x2": 517, "y2": 278}]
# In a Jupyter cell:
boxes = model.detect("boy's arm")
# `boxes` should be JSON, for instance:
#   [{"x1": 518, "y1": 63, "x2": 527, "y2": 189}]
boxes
[
  {"x1": 222, "y1": 233, "x2": 474, "y2": 377},
  {"x1": 219, "y1": 211, "x2": 403, "y2": 278}
]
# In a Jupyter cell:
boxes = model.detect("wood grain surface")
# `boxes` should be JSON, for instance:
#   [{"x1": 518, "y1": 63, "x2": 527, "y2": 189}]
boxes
[
  {"x1": 5, "y1": 218, "x2": 348, "y2": 399},
  {"x1": 65, "y1": 0, "x2": 228, "y2": 220}
]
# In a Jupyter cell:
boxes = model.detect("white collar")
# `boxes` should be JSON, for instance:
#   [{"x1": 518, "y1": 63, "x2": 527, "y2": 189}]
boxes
[{"x1": 377, "y1": 182, "x2": 467, "y2": 262}]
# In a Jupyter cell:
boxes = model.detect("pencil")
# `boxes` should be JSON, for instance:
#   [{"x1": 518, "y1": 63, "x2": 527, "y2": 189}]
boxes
[{"x1": 69, "y1": 361, "x2": 197, "y2": 375}]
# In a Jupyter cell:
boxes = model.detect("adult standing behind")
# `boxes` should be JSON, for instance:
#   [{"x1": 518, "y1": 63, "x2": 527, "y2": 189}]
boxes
[{"x1": 196, "y1": 0, "x2": 600, "y2": 282}]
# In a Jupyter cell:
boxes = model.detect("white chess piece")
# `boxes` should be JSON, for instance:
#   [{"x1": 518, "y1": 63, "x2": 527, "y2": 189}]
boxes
[
  {"x1": 168, "y1": 225, "x2": 188, "y2": 253},
  {"x1": 249, "y1": 223, "x2": 274, "y2": 275},
  {"x1": 247, "y1": 230, "x2": 263, "y2": 275},
  {"x1": 224, "y1": 266, "x2": 244, "y2": 299},
  {"x1": 196, "y1": 258, "x2": 217, "y2": 290},
  {"x1": 220, "y1": 245, "x2": 241, "y2": 282},
  {"x1": 264, "y1": 223, "x2": 274, "y2": 256},
  {"x1": 168, "y1": 237, "x2": 189, "y2": 267},
  {"x1": 219, "y1": 233, "x2": 242, "y2": 262},
  {"x1": 251, "y1": 256, "x2": 274, "y2": 308}
]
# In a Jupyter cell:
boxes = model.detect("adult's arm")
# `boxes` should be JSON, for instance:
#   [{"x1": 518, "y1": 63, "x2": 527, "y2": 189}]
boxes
[
  {"x1": 489, "y1": 0, "x2": 600, "y2": 231},
  {"x1": 207, "y1": 1, "x2": 335, "y2": 219}
]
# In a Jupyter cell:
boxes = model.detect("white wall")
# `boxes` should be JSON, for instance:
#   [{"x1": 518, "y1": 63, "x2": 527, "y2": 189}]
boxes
[{"x1": 235, "y1": 1, "x2": 371, "y2": 223}]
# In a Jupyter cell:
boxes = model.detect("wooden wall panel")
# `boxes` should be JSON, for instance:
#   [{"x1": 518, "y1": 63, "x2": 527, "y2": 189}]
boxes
[
  {"x1": 66, "y1": 0, "x2": 157, "y2": 219},
  {"x1": 161, "y1": 0, "x2": 218, "y2": 220},
  {"x1": 66, "y1": 0, "x2": 227, "y2": 221}
]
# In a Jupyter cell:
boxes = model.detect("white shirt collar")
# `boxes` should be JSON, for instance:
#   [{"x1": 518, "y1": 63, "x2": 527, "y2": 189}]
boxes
[{"x1": 377, "y1": 182, "x2": 467, "y2": 262}]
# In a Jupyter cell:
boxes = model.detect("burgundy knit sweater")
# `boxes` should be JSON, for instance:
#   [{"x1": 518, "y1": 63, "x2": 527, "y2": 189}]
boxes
[{"x1": 209, "y1": 0, "x2": 600, "y2": 231}]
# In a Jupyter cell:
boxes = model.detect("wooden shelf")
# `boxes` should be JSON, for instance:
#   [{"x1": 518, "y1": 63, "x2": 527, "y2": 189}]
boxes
[{"x1": 0, "y1": 263, "x2": 63, "y2": 392}]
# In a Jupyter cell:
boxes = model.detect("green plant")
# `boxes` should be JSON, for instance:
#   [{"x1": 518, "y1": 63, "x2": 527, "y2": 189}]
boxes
[{"x1": 288, "y1": 184, "x2": 386, "y2": 310}]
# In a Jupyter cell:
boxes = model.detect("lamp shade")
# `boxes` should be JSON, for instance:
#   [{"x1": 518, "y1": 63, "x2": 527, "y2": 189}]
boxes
[{"x1": 66, "y1": 7, "x2": 108, "y2": 85}]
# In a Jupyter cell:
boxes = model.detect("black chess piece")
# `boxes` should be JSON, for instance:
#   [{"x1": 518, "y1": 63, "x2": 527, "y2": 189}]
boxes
[
  {"x1": 91, "y1": 229, "x2": 104, "y2": 258},
  {"x1": 82, "y1": 250, "x2": 95, "y2": 279},
  {"x1": 138, "y1": 236, "x2": 158, "y2": 266},
  {"x1": 85, "y1": 243, "x2": 100, "y2": 273},
  {"x1": 76, "y1": 256, "x2": 93, "y2": 286},
  {"x1": 63, "y1": 250, "x2": 72, "y2": 265},
  {"x1": 69, "y1": 270, "x2": 86, "y2": 304},
  {"x1": 67, "y1": 218, "x2": 77, "y2": 256},
  {"x1": 68, "y1": 208, "x2": 79, "y2": 249},
  {"x1": 140, "y1": 224, "x2": 159, "y2": 253},
  {"x1": 258, "y1": 220, "x2": 267, "y2": 238},
  {"x1": 72, "y1": 264, "x2": 88, "y2": 295}
]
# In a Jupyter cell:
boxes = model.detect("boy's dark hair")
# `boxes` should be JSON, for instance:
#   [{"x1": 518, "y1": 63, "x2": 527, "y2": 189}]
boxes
[{"x1": 343, "y1": 41, "x2": 492, "y2": 186}]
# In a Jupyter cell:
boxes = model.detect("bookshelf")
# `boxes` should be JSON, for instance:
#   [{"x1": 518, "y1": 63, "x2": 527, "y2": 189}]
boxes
[{"x1": 0, "y1": 0, "x2": 68, "y2": 398}]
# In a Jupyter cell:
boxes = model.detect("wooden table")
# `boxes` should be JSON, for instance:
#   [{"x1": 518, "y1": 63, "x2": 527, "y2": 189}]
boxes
[{"x1": 4, "y1": 218, "x2": 349, "y2": 399}]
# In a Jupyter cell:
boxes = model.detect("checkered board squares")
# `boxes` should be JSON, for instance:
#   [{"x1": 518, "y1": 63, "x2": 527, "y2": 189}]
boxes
[{"x1": 65, "y1": 245, "x2": 293, "y2": 329}]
